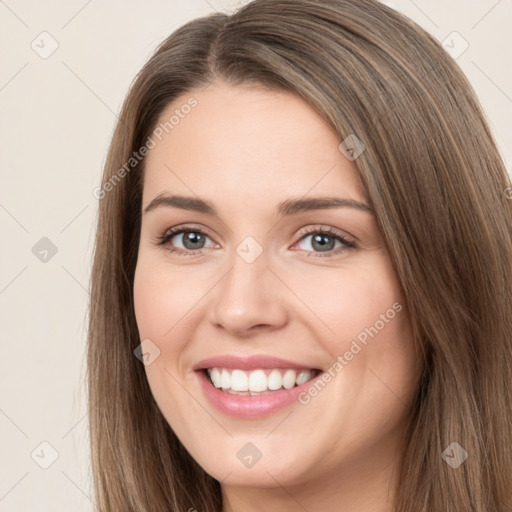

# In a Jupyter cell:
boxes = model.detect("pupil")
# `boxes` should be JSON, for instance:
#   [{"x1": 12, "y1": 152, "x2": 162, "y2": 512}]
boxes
[
  {"x1": 312, "y1": 234, "x2": 334, "y2": 252},
  {"x1": 183, "y1": 231, "x2": 204, "y2": 249}
]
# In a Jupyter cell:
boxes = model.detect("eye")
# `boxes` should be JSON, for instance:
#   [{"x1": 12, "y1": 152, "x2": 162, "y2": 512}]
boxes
[
  {"x1": 153, "y1": 226, "x2": 215, "y2": 256},
  {"x1": 152, "y1": 224, "x2": 357, "y2": 258},
  {"x1": 293, "y1": 226, "x2": 356, "y2": 257}
]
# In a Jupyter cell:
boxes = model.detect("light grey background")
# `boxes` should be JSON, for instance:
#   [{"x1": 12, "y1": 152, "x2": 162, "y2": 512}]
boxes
[{"x1": 1, "y1": 0, "x2": 511, "y2": 510}]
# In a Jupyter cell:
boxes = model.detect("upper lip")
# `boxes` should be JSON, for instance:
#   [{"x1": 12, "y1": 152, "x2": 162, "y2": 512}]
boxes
[{"x1": 193, "y1": 354, "x2": 320, "y2": 371}]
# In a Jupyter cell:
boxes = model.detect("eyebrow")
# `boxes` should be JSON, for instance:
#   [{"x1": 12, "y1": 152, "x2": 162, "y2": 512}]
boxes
[{"x1": 143, "y1": 194, "x2": 374, "y2": 216}]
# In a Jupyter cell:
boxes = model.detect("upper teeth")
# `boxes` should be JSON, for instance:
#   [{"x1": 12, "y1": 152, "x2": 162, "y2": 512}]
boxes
[{"x1": 207, "y1": 367, "x2": 317, "y2": 392}]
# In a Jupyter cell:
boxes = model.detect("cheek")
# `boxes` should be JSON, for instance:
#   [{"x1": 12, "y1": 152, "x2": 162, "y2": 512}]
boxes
[
  {"x1": 301, "y1": 260, "x2": 418, "y2": 403},
  {"x1": 292, "y1": 260, "x2": 404, "y2": 349},
  {"x1": 133, "y1": 259, "x2": 202, "y2": 341},
  {"x1": 133, "y1": 260, "x2": 201, "y2": 424}
]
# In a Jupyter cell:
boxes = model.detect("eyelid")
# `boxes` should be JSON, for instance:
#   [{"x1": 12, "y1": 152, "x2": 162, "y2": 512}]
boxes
[
  {"x1": 155, "y1": 223, "x2": 217, "y2": 251},
  {"x1": 153, "y1": 223, "x2": 357, "y2": 257},
  {"x1": 296, "y1": 224, "x2": 356, "y2": 245}
]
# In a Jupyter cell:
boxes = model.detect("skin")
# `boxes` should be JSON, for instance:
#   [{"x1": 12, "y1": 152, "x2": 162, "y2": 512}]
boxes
[{"x1": 133, "y1": 80, "x2": 423, "y2": 512}]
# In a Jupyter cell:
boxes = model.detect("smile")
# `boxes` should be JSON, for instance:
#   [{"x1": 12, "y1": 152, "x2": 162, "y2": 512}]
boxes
[
  {"x1": 195, "y1": 368, "x2": 324, "y2": 418},
  {"x1": 205, "y1": 367, "x2": 321, "y2": 395}
]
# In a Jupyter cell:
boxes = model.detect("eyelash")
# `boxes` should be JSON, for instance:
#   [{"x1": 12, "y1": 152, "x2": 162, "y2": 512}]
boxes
[{"x1": 153, "y1": 224, "x2": 357, "y2": 259}]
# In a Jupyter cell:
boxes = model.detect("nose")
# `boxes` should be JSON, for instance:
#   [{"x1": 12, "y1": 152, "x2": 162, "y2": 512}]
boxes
[{"x1": 207, "y1": 247, "x2": 290, "y2": 337}]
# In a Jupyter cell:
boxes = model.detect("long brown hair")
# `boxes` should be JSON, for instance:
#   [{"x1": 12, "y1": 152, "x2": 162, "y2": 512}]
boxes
[{"x1": 87, "y1": 0, "x2": 512, "y2": 510}]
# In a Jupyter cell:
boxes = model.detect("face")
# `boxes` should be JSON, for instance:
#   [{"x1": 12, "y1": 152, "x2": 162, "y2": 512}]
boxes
[{"x1": 133, "y1": 81, "x2": 422, "y2": 495}]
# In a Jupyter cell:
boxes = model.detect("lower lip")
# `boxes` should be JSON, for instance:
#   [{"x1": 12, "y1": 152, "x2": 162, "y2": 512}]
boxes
[{"x1": 195, "y1": 369, "x2": 323, "y2": 419}]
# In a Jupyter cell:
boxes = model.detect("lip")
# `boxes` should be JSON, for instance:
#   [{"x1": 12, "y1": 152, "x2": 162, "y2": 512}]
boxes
[
  {"x1": 195, "y1": 365, "x2": 324, "y2": 419},
  {"x1": 193, "y1": 354, "x2": 320, "y2": 372}
]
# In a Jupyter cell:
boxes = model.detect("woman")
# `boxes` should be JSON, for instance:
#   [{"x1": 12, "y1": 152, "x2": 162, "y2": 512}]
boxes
[{"x1": 87, "y1": 0, "x2": 512, "y2": 510}]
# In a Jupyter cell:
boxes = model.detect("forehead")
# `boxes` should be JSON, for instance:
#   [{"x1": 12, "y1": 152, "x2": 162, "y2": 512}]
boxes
[{"x1": 142, "y1": 83, "x2": 367, "y2": 207}]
